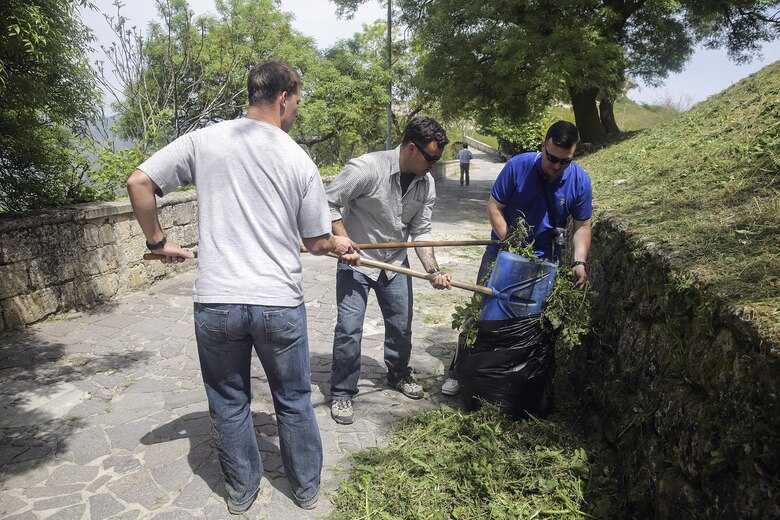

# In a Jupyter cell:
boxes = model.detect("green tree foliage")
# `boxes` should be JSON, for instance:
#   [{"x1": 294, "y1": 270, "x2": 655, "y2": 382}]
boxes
[
  {"x1": 293, "y1": 25, "x2": 391, "y2": 168},
  {"x1": 104, "y1": 0, "x2": 317, "y2": 149},
  {"x1": 337, "y1": 0, "x2": 779, "y2": 144},
  {"x1": 99, "y1": 0, "x2": 397, "y2": 184},
  {"x1": 0, "y1": 0, "x2": 100, "y2": 211}
]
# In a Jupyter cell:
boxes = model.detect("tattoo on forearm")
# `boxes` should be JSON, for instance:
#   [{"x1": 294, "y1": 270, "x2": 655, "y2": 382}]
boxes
[{"x1": 416, "y1": 247, "x2": 437, "y2": 271}]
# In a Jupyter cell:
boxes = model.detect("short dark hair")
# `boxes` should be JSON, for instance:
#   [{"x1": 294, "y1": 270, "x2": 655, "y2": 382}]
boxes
[
  {"x1": 463, "y1": 143, "x2": 468, "y2": 148},
  {"x1": 401, "y1": 116, "x2": 449, "y2": 148},
  {"x1": 247, "y1": 59, "x2": 302, "y2": 106},
  {"x1": 545, "y1": 121, "x2": 580, "y2": 148}
]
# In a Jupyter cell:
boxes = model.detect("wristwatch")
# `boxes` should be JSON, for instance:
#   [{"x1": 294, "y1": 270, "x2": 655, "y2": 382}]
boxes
[
  {"x1": 571, "y1": 260, "x2": 587, "y2": 268},
  {"x1": 146, "y1": 236, "x2": 167, "y2": 250},
  {"x1": 427, "y1": 267, "x2": 441, "y2": 274}
]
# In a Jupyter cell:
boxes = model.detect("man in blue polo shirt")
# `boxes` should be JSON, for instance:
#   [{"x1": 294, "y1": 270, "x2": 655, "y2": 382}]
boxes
[{"x1": 441, "y1": 120, "x2": 592, "y2": 397}]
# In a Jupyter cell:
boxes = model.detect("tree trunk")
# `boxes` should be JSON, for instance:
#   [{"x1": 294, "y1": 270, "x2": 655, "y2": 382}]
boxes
[
  {"x1": 599, "y1": 98, "x2": 621, "y2": 135},
  {"x1": 568, "y1": 86, "x2": 607, "y2": 144}
]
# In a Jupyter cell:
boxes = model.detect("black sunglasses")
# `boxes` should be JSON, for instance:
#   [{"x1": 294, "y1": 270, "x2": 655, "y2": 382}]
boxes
[
  {"x1": 544, "y1": 149, "x2": 573, "y2": 166},
  {"x1": 412, "y1": 140, "x2": 441, "y2": 163}
]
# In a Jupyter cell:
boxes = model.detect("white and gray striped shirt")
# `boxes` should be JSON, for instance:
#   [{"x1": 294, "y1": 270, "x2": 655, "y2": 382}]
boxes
[{"x1": 326, "y1": 146, "x2": 435, "y2": 281}]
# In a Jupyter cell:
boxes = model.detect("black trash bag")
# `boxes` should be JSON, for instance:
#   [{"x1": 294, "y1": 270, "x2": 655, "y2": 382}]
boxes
[{"x1": 454, "y1": 314, "x2": 555, "y2": 419}]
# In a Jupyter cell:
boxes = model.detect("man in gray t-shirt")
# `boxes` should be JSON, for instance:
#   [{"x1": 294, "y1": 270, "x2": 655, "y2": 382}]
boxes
[
  {"x1": 326, "y1": 116, "x2": 452, "y2": 426},
  {"x1": 127, "y1": 59, "x2": 359, "y2": 514}
]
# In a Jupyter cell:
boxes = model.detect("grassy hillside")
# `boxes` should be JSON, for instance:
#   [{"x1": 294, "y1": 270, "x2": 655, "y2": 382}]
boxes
[
  {"x1": 579, "y1": 60, "x2": 780, "y2": 343},
  {"x1": 551, "y1": 98, "x2": 679, "y2": 132},
  {"x1": 466, "y1": 98, "x2": 679, "y2": 152}
]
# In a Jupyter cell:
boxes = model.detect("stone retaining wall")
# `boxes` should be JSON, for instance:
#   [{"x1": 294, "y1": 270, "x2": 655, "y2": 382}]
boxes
[
  {"x1": 464, "y1": 136, "x2": 508, "y2": 161},
  {"x1": 563, "y1": 212, "x2": 779, "y2": 519},
  {"x1": 0, "y1": 191, "x2": 198, "y2": 332},
  {"x1": 0, "y1": 166, "x2": 461, "y2": 332},
  {"x1": 431, "y1": 159, "x2": 460, "y2": 181}
]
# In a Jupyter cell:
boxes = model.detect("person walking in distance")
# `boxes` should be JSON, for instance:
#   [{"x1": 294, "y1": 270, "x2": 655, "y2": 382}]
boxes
[
  {"x1": 458, "y1": 143, "x2": 473, "y2": 186},
  {"x1": 126, "y1": 59, "x2": 360, "y2": 514},
  {"x1": 326, "y1": 116, "x2": 453, "y2": 425}
]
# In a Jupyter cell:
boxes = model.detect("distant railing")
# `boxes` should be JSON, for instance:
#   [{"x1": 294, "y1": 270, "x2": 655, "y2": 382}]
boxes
[{"x1": 463, "y1": 136, "x2": 508, "y2": 161}]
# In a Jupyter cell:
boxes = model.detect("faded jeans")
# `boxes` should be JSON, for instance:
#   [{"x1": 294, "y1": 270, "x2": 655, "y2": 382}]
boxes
[
  {"x1": 330, "y1": 262, "x2": 413, "y2": 400},
  {"x1": 194, "y1": 302, "x2": 322, "y2": 508}
]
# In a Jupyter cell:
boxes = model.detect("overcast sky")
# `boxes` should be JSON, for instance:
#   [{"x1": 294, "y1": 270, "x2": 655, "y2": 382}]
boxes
[{"x1": 81, "y1": 0, "x2": 779, "y2": 109}]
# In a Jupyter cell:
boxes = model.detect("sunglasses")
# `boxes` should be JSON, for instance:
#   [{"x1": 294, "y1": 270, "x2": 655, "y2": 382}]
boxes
[
  {"x1": 544, "y1": 149, "x2": 573, "y2": 166},
  {"x1": 412, "y1": 140, "x2": 441, "y2": 163}
]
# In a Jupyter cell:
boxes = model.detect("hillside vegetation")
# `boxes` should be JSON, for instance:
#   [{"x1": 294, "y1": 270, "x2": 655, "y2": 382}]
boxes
[
  {"x1": 579, "y1": 60, "x2": 780, "y2": 344},
  {"x1": 552, "y1": 98, "x2": 680, "y2": 132}
]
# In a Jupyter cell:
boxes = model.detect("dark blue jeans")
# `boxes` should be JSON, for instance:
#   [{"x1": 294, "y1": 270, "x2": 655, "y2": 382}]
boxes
[
  {"x1": 194, "y1": 302, "x2": 321, "y2": 508},
  {"x1": 330, "y1": 262, "x2": 413, "y2": 400}
]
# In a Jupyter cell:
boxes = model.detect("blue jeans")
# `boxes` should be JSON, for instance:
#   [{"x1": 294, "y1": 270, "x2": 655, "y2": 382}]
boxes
[
  {"x1": 448, "y1": 248, "x2": 498, "y2": 378},
  {"x1": 331, "y1": 262, "x2": 413, "y2": 399},
  {"x1": 194, "y1": 302, "x2": 321, "y2": 508}
]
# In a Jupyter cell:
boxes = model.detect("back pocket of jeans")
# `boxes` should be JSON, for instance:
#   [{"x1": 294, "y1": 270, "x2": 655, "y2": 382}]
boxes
[
  {"x1": 194, "y1": 304, "x2": 229, "y2": 343},
  {"x1": 263, "y1": 307, "x2": 303, "y2": 345}
]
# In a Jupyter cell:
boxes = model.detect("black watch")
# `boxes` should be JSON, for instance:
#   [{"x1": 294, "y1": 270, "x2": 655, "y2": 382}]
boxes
[
  {"x1": 146, "y1": 236, "x2": 167, "y2": 250},
  {"x1": 571, "y1": 260, "x2": 587, "y2": 268},
  {"x1": 427, "y1": 267, "x2": 441, "y2": 274}
]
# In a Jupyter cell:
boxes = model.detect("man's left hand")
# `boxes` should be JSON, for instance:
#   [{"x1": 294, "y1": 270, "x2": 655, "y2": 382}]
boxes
[
  {"x1": 572, "y1": 264, "x2": 588, "y2": 288},
  {"x1": 430, "y1": 271, "x2": 452, "y2": 290}
]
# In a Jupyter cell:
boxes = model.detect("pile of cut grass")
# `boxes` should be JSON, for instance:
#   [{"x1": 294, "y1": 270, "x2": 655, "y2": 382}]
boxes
[
  {"x1": 580, "y1": 61, "x2": 780, "y2": 344},
  {"x1": 327, "y1": 403, "x2": 617, "y2": 519}
]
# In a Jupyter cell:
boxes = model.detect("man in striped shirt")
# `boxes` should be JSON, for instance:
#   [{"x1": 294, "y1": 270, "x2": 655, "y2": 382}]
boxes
[{"x1": 326, "y1": 116, "x2": 453, "y2": 425}]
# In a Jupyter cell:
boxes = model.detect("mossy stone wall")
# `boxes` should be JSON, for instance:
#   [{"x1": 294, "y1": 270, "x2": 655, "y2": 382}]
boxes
[{"x1": 564, "y1": 212, "x2": 779, "y2": 519}]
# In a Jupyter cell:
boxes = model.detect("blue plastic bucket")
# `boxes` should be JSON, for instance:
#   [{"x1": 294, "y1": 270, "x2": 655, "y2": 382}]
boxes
[{"x1": 479, "y1": 251, "x2": 557, "y2": 320}]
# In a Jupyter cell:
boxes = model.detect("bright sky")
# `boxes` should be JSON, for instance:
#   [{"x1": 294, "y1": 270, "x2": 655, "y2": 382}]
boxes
[{"x1": 81, "y1": 1, "x2": 779, "y2": 109}]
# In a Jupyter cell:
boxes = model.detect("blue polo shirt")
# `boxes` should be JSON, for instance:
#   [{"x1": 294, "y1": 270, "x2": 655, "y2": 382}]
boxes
[{"x1": 487, "y1": 152, "x2": 592, "y2": 262}]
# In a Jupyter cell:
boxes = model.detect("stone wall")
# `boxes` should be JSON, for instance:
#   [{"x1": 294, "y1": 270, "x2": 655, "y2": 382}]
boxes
[
  {"x1": 0, "y1": 191, "x2": 198, "y2": 332},
  {"x1": 431, "y1": 159, "x2": 460, "y2": 181},
  {"x1": 464, "y1": 136, "x2": 508, "y2": 161},
  {"x1": 562, "y1": 212, "x2": 779, "y2": 519}
]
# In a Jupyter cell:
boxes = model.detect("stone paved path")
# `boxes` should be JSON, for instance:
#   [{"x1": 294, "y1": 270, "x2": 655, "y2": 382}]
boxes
[{"x1": 0, "y1": 153, "x2": 503, "y2": 519}]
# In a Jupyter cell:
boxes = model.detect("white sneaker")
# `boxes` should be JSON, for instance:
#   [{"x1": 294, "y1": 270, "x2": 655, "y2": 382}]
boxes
[{"x1": 441, "y1": 378, "x2": 460, "y2": 396}]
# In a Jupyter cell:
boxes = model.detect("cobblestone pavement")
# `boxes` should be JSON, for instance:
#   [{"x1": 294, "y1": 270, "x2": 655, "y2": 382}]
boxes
[{"x1": 0, "y1": 154, "x2": 503, "y2": 519}]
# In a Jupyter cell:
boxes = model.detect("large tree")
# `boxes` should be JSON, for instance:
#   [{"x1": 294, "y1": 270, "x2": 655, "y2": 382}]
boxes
[
  {"x1": 0, "y1": 0, "x2": 100, "y2": 211},
  {"x1": 333, "y1": 0, "x2": 780, "y2": 143}
]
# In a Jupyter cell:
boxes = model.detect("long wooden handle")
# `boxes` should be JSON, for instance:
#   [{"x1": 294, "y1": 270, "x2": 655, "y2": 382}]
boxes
[
  {"x1": 301, "y1": 239, "x2": 498, "y2": 253},
  {"x1": 143, "y1": 252, "x2": 198, "y2": 260},
  {"x1": 142, "y1": 252, "x2": 491, "y2": 296},
  {"x1": 328, "y1": 253, "x2": 494, "y2": 296},
  {"x1": 143, "y1": 239, "x2": 498, "y2": 260}
]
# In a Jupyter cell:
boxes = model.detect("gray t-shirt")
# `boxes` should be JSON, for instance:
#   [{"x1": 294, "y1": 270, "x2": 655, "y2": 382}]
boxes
[{"x1": 139, "y1": 118, "x2": 330, "y2": 306}]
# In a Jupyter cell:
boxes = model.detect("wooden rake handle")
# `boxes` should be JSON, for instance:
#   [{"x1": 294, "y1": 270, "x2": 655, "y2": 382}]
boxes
[
  {"x1": 301, "y1": 239, "x2": 498, "y2": 253},
  {"x1": 142, "y1": 250, "x2": 493, "y2": 296},
  {"x1": 329, "y1": 253, "x2": 493, "y2": 296},
  {"x1": 143, "y1": 239, "x2": 498, "y2": 261}
]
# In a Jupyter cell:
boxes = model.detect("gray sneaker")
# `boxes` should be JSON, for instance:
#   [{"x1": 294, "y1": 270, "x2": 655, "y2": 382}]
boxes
[
  {"x1": 331, "y1": 399, "x2": 353, "y2": 424},
  {"x1": 296, "y1": 491, "x2": 319, "y2": 510},
  {"x1": 392, "y1": 374, "x2": 424, "y2": 400},
  {"x1": 441, "y1": 377, "x2": 460, "y2": 396}
]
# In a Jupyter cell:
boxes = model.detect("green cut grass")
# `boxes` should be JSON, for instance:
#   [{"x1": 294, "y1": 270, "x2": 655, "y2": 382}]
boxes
[
  {"x1": 327, "y1": 403, "x2": 617, "y2": 519},
  {"x1": 579, "y1": 60, "x2": 780, "y2": 344}
]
